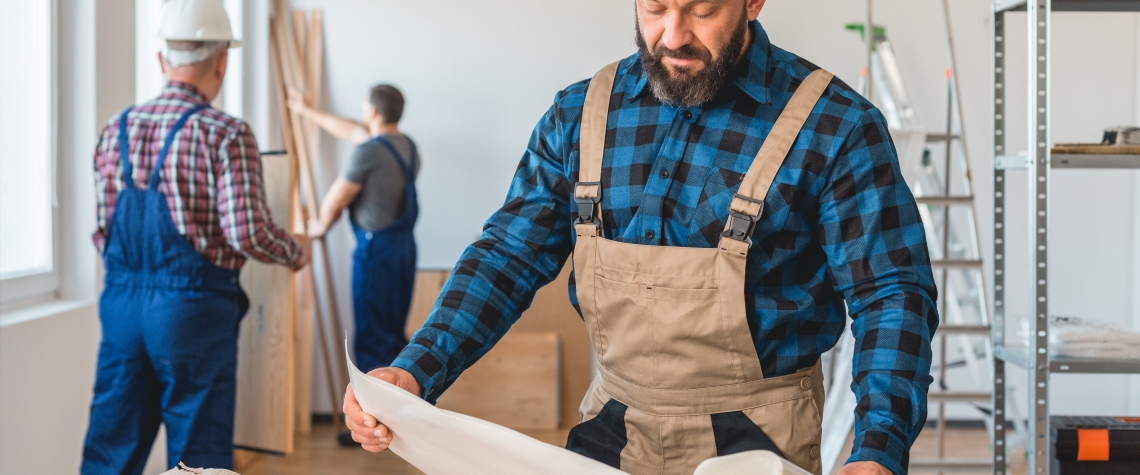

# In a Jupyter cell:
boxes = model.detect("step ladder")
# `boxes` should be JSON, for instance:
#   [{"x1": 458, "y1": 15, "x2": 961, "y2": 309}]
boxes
[{"x1": 819, "y1": 1, "x2": 1023, "y2": 473}]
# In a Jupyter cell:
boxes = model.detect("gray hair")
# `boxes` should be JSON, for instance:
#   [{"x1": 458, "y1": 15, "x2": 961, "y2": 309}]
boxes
[{"x1": 163, "y1": 40, "x2": 227, "y2": 68}]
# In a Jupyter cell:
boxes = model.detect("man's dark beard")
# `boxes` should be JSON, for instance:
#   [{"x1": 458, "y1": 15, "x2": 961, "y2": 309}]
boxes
[{"x1": 635, "y1": 16, "x2": 748, "y2": 108}]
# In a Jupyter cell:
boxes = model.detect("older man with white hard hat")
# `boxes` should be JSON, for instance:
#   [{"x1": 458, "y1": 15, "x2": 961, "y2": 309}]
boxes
[{"x1": 81, "y1": 0, "x2": 308, "y2": 473}]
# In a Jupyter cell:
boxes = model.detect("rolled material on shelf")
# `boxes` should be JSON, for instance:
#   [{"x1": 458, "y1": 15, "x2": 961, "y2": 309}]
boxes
[
  {"x1": 1052, "y1": 143, "x2": 1140, "y2": 155},
  {"x1": 1020, "y1": 315, "x2": 1140, "y2": 360}
]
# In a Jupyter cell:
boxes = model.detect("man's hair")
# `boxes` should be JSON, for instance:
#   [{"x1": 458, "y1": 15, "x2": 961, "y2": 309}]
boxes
[
  {"x1": 368, "y1": 85, "x2": 405, "y2": 124},
  {"x1": 163, "y1": 40, "x2": 227, "y2": 73}
]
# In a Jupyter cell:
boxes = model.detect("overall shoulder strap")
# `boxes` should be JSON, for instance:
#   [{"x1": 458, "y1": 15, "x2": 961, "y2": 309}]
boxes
[
  {"x1": 574, "y1": 61, "x2": 620, "y2": 232},
  {"x1": 720, "y1": 69, "x2": 834, "y2": 245},
  {"x1": 371, "y1": 135, "x2": 415, "y2": 182},
  {"x1": 149, "y1": 104, "x2": 209, "y2": 190},
  {"x1": 117, "y1": 107, "x2": 135, "y2": 189}
]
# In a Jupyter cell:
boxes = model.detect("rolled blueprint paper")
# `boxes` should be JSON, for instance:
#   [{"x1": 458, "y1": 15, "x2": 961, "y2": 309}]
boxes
[
  {"x1": 692, "y1": 450, "x2": 811, "y2": 475},
  {"x1": 346, "y1": 342, "x2": 626, "y2": 475}
]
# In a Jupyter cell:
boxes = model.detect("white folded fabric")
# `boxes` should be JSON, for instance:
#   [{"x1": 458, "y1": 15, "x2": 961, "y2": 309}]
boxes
[{"x1": 159, "y1": 462, "x2": 240, "y2": 475}]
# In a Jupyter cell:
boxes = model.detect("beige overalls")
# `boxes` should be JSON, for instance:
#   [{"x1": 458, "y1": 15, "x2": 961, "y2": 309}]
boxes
[{"x1": 565, "y1": 62, "x2": 836, "y2": 475}]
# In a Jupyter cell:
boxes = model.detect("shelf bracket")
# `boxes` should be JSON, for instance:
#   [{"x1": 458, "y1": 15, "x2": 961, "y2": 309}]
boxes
[{"x1": 994, "y1": 155, "x2": 1030, "y2": 170}]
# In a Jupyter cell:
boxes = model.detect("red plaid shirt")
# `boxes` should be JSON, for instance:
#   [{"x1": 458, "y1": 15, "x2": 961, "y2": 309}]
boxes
[{"x1": 93, "y1": 82, "x2": 301, "y2": 270}]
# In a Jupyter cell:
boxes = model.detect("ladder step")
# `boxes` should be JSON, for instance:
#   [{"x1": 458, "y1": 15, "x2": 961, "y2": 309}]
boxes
[
  {"x1": 927, "y1": 391, "x2": 991, "y2": 403},
  {"x1": 915, "y1": 195, "x2": 975, "y2": 206},
  {"x1": 925, "y1": 133, "x2": 961, "y2": 142},
  {"x1": 908, "y1": 458, "x2": 992, "y2": 471},
  {"x1": 938, "y1": 324, "x2": 991, "y2": 335},
  {"x1": 930, "y1": 259, "x2": 984, "y2": 269}
]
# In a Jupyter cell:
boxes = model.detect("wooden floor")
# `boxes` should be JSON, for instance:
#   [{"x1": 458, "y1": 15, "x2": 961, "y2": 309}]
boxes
[{"x1": 237, "y1": 423, "x2": 1027, "y2": 475}]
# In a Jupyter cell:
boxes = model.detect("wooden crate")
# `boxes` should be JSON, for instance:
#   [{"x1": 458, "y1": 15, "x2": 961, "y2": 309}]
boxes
[
  {"x1": 436, "y1": 332, "x2": 561, "y2": 430},
  {"x1": 406, "y1": 266, "x2": 592, "y2": 430}
]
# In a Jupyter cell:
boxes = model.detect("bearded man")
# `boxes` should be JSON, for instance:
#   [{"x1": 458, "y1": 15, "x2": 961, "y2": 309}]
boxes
[{"x1": 343, "y1": 1, "x2": 939, "y2": 474}]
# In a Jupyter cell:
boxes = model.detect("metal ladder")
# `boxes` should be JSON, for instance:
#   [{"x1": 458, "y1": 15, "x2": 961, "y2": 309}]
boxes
[{"x1": 820, "y1": 1, "x2": 1022, "y2": 472}]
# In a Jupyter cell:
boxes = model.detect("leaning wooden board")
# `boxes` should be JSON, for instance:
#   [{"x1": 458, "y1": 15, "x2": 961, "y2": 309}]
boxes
[
  {"x1": 234, "y1": 152, "x2": 296, "y2": 454},
  {"x1": 406, "y1": 265, "x2": 592, "y2": 430}
]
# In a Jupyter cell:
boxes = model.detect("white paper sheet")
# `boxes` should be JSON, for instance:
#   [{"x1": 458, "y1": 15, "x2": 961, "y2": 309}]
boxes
[
  {"x1": 347, "y1": 343, "x2": 809, "y2": 475},
  {"x1": 347, "y1": 343, "x2": 626, "y2": 475}
]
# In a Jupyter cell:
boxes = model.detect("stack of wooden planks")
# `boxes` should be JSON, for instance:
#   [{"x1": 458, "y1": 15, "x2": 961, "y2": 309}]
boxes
[
  {"x1": 233, "y1": 1, "x2": 357, "y2": 461},
  {"x1": 267, "y1": 0, "x2": 349, "y2": 433}
]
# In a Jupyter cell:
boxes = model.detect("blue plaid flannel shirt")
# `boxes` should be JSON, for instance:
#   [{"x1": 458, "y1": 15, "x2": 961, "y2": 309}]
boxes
[{"x1": 392, "y1": 21, "x2": 939, "y2": 474}]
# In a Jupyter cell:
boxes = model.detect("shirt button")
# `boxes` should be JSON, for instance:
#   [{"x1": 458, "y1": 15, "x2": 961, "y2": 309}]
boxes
[
  {"x1": 809, "y1": 445, "x2": 821, "y2": 460},
  {"x1": 681, "y1": 111, "x2": 693, "y2": 120},
  {"x1": 659, "y1": 169, "x2": 670, "y2": 179},
  {"x1": 645, "y1": 230, "x2": 655, "y2": 240}
]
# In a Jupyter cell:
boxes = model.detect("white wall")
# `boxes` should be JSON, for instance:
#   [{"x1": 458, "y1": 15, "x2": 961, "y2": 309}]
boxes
[
  {"x1": 287, "y1": 0, "x2": 637, "y2": 269},
  {"x1": 292, "y1": 1, "x2": 1140, "y2": 417},
  {"x1": 283, "y1": 0, "x2": 638, "y2": 412},
  {"x1": 0, "y1": 305, "x2": 101, "y2": 474}
]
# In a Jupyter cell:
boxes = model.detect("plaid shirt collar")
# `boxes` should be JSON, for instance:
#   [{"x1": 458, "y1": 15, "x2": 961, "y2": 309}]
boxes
[
  {"x1": 160, "y1": 81, "x2": 209, "y2": 105},
  {"x1": 624, "y1": 20, "x2": 773, "y2": 105}
]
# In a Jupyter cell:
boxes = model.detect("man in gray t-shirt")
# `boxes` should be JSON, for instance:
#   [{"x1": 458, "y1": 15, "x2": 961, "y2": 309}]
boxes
[
  {"x1": 289, "y1": 85, "x2": 419, "y2": 404},
  {"x1": 342, "y1": 136, "x2": 420, "y2": 231}
]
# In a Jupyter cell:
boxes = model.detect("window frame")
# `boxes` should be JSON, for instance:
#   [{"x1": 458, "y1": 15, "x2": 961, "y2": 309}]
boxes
[{"x1": 0, "y1": 0, "x2": 60, "y2": 306}]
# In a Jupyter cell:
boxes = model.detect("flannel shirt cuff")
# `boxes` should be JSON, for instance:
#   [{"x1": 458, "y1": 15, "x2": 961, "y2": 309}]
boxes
[
  {"x1": 390, "y1": 344, "x2": 448, "y2": 403},
  {"x1": 847, "y1": 426, "x2": 910, "y2": 475}
]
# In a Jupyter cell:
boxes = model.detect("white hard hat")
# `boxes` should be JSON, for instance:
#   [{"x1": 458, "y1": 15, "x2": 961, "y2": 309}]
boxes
[{"x1": 158, "y1": 0, "x2": 241, "y2": 48}]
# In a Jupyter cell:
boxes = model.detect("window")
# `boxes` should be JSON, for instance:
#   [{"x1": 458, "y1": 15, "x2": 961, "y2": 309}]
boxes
[{"x1": 0, "y1": 0, "x2": 56, "y2": 304}]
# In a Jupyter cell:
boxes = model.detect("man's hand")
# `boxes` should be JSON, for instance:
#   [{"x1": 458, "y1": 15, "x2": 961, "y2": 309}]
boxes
[
  {"x1": 343, "y1": 367, "x2": 422, "y2": 453},
  {"x1": 290, "y1": 234, "x2": 312, "y2": 271},
  {"x1": 307, "y1": 218, "x2": 328, "y2": 239},
  {"x1": 837, "y1": 461, "x2": 893, "y2": 475},
  {"x1": 285, "y1": 87, "x2": 309, "y2": 114}
]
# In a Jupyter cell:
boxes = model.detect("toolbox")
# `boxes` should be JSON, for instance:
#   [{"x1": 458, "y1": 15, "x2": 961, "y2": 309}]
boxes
[{"x1": 1051, "y1": 416, "x2": 1140, "y2": 475}]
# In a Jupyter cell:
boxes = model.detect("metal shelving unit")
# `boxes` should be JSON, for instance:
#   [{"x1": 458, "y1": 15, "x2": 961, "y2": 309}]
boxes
[{"x1": 991, "y1": 1, "x2": 1140, "y2": 474}]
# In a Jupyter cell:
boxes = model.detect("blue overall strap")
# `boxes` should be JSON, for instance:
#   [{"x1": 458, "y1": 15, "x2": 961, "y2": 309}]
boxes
[
  {"x1": 148, "y1": 104, "x2": 210, "y2": 190},
  {"x1": 371, "y1": 136, "x2": 417, "y2": 181},
  {"x1": 406, "y1": 141, "x2": 418, "y2": 178},
  {"x1": 117, "y1": 107, "x2": 134, "y2": 189}
]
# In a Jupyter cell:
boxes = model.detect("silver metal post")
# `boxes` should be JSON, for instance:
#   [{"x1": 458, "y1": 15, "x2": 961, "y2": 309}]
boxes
[
  {"x1": 1027, "y1": 1, "x2": 1051, "y2": 474},
  {"x1": 992, "y1": 7, "x2": 1008, "y2": 475}
]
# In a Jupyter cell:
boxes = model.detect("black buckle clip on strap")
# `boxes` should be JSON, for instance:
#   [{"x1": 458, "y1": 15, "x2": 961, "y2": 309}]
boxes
[
  {"x1": 574, "y1": 182, "x2": 602, "y2": 226},
  {"x1": 721, "y1": 193, "x2": 764, "y2": 244}
]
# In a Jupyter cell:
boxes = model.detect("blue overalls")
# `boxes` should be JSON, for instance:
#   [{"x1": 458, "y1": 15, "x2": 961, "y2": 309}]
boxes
[
  {"x1": 350, "y1": 136, "x2": 418, "y2": 371},
  {"x1": 82, "y1": 105, "x2": 250, "y2": 474}
]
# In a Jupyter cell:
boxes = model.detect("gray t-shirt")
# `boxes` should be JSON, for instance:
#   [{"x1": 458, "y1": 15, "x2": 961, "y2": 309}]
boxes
[{"x1": 342, "y1": 134, "x2": 419, "y2": 232}]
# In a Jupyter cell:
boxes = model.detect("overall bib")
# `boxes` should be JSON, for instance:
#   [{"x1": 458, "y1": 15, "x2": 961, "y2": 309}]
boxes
[
  {"x1": 564, "y1": 64, "x2": 835, "y2": 475},
  {"x1": 82, "y1": 105, "x2": 249, "y2": 474},
  {"x1": 350, "y1": 136, "x2": 418, "y2": 371}
]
